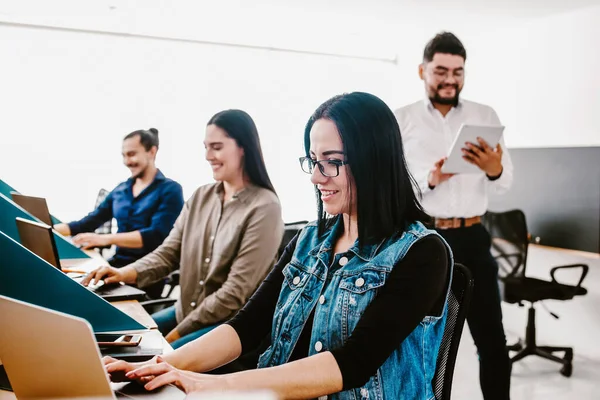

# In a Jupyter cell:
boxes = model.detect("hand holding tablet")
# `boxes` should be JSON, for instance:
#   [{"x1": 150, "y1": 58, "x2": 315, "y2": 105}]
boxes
[{"x1": 441, "y1": 124, "x2": 505, "y2": 174}]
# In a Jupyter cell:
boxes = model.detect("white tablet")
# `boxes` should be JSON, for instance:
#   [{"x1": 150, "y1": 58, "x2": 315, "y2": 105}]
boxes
[{"x1": 441, "y1": 124, "x2": 505, "y2": 174}]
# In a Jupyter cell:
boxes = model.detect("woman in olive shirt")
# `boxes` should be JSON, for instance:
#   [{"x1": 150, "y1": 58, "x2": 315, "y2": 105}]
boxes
[{"x1": 82, "y1": 110, "x2": 284, "y2": 349}]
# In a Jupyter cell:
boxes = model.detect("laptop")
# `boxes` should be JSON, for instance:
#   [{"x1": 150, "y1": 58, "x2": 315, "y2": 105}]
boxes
[
  {"x1": 10, "y1": 192, "x2": 77, "y2": 246},
  {"x1": 0, "y1": 295, "x2": 184, "y2": 399},
  {"x1": 10, "y1": 192, "x2": 53, "y2": 226},
  {"x1": 15, "y1": 217, "x2": 146, "y2": 302}
]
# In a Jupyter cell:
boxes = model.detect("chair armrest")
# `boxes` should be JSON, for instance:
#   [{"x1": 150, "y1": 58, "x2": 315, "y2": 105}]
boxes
[
  {"x1": 550, "y1": 263, "x2": 589, "y2": 296},
  {"x1": 492, "y1": 252, "x2": 522, "y2": 278},
  {"x1": 165, "y1": 270, "x2": 180, "y2": 286},
  {"x1": 140, "y1": 298, "x2": 177, "y2": 315}
]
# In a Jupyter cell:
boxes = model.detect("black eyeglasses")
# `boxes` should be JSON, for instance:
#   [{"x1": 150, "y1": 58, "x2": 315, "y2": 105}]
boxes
[{"x1": 299, "y1": 156, "x2": 348, "y2": 178}]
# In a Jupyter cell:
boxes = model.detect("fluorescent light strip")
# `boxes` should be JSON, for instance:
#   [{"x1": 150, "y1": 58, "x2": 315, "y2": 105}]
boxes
[{"x1": 0, "y1": 19, "x2": 398, "y2": 64}]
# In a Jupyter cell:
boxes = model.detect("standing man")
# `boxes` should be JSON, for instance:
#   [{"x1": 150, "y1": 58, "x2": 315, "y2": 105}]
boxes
[
  {"x1": 395, "y1": 32, "x2": 513, "y2": 400},
  {"x1": 55, "y1": 128, "x2": 184, "y2": 298}
]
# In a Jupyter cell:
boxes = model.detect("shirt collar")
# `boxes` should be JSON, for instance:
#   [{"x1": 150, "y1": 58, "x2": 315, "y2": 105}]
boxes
[
  {"x1": 126, "y1": 168, "x2": 166, "y2": 187},
  {"x1": 154, "y1": 169, "x2": 166, "y2": 182},
  {"x1": 215, "y1": 181, "x2": 260, "y2": 204}
]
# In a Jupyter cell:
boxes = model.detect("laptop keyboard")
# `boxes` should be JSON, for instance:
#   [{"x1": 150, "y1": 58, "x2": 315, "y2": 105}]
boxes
[
  {"x1": 70, "y1": 277, "x2": 116, "y2": 294},
  {"x1": 68, "y1": 276, "x2": 145, "y2": 301},
  {"x1": 70, "y1": 275, "x2": 102, "y2": 289},
  {"x1": 86, "y1": 280, "x2": 106, "y2": 291},
  {"x1": 90, "y1": 284, "x2": 124, "y2": 296}
]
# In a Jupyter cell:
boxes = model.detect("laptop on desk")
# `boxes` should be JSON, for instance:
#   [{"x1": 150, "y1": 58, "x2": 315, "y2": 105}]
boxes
[
  {"x1": 10, "y1": 192, "x2": 78, "y2": 245},
  {"x1": 10, "y1": 192, "x2": 53, "y2": 226},
  {"x1": 15, "y1": 217, "x2": 146, "y2": 302},
  {"x1": 0, "y1": 295, "x2": 184, "y2": 400}
]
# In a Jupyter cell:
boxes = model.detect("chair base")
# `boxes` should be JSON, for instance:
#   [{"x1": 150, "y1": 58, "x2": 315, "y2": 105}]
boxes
[{"x1": 508, "y1": 304, "x2": 573, "y2": 377}]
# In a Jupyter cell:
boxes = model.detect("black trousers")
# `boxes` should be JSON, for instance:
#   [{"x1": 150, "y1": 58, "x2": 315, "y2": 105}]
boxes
[{"x1": 437, "y1": 224, "x2": 511, "y2": 400}]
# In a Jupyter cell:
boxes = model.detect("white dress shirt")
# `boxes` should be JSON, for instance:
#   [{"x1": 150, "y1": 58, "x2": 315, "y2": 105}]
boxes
[{"x1": 395, "y1": 99, "x2": 513, "y2": 219}]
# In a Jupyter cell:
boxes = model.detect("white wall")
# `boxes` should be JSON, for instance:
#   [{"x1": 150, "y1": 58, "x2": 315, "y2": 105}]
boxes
[
  {"x1": 0, "y1": 21, "x2": 404, "y2": 223},
  {"x1": 0, "y1": 4, "x2": 598, "y2": 224},
  {"x1": 463, "y1": 5, "x2": 600, "y2": 148}
]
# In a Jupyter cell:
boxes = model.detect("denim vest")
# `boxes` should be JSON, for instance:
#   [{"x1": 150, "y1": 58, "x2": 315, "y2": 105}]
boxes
[{"x1": 258, "y1": 218, "x2": 453, "y2": 400}]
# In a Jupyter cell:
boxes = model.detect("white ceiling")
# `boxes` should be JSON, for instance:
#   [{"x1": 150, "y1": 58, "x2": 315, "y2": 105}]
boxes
[
  {"x1": 380, "y1": 0, "x2": 600, "y2": 17},
  {"x1": 1, "y1": 0, "x2": 598, "y2": 61},
  {"x1": 1, "y1": 0, "x2": 599, "y2": 20}
]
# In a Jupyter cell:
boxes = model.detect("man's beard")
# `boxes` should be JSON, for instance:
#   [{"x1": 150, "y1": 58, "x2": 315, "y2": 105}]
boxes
[
  {"x1": 430, "y1": 84, "x2": 461, "y2": 106},
  {"x1": 130, "y1": 164, "x2": 147, "y2": 180}
]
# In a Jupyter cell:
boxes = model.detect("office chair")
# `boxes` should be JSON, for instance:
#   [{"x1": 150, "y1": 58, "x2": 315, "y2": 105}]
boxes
[
  {"x1": 140, "y1": 296, "x2": 177, "y2": 315},
  {"x1": 139, "y1": 268, "x2": 180, "y2": 314},
  {"x1": 278, "y1": 220, "x2": 309, "y2": 257},
  {"x1": 482, "y1": 209, "x2": 588, "y2": 377},
  {"x1": 432, "y1": 263, "x2": 474, "y2": 400}
]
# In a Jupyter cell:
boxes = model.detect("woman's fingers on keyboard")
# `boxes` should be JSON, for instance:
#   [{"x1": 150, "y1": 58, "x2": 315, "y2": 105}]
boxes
[
  {"x1": 93, "y1": 267, "x2": 111, "y2": 285},
  {"x1": 104, "y1": 270, "x2": 122, "y2": 284},
  {"x1": 103, "y1": 356, "x2": 118, "y2": 365},
  {"x1": 80, "y1": 269, "x2": 98, "y2": 286},
  {"x1": 81, "y1": 266, "x2": 110, "y2": 286}
]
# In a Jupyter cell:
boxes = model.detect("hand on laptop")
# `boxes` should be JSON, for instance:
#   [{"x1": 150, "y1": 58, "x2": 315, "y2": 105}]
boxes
[
  {"x1": 72, "y1": 232, "x2": 112, "y2": 250},
  {"x1": 123, "y1": 356, "x2": 228, "y2": 393},
  {"x1": 104, "y1": 355, "x2": 154, "y2": 383},
  {"x1": 80, "y1": 265, "x2": 137, "y2": 286}
]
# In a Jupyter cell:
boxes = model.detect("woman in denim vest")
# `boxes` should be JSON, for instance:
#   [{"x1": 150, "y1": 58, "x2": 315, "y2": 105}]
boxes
[{"x1": 105, "y1": 92, "x2": 453, "y2": 399}]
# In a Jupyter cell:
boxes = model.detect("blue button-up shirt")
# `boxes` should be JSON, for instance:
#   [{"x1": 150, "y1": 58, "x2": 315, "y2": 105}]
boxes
[{"x1": 68, "y1": 170, "x2": 184, "y2": 267}]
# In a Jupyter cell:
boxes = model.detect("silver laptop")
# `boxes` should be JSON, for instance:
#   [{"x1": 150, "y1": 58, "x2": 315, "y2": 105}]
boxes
[
  {"x1": 15, "y1": 217, "x2": 146, "y2": 301},
  {"x1": 0, "y1": 295, "x2": 184, "y2": 399},
  {"x1": 10, "y1": 192, "x2": 53, "y2": 226},
  {"x1": 10, "y1": 192, "x2": 78, "y2": 246},
  {"x1": 15, "y1": 217, "x2": 103, "y2": 273}
]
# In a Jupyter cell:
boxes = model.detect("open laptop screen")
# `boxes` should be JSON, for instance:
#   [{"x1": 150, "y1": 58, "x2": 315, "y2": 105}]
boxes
[
  {"x1": 10, "y1": 193, "x2": 53, "y2": 226},
  {"x1": 15, "y1": 217, "x2": 60, "y2": 269},
  {"x1": 14, "y1": 218, "x2": 148, "y2": 302}
]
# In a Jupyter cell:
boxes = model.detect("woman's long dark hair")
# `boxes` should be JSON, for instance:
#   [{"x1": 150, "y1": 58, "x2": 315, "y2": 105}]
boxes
[
  {"x1": 208, "y1": 110, "x2": 276, "y2": 194},
  {"x1": 304, "y1": 92, "x2": 429, "y2": 244}
]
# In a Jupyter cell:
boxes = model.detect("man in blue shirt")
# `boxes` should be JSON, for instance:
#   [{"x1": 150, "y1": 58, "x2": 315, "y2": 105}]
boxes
[{"x1": 54, "y1": 128, "x2": 184, "y2": 272}]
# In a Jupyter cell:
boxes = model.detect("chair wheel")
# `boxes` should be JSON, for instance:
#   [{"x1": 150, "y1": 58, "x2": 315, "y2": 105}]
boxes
[{"x1": 560, "y1": 362, "x2": 572, "y2": 377}]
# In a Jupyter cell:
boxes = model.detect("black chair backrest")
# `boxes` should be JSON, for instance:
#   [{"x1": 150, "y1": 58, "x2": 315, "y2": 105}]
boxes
[
  {"x1": 481, "y1": 209, "x2": 529, "y2": 278},
  {"x1": 94, "y1": 188, "x2": 113, "y2": 235},
  {"x1": 278, "y1": 220, "x2": 308, "y2": 257},
  {"x1": 432, "y1": 263, "x2": 474, "y2": 400}
]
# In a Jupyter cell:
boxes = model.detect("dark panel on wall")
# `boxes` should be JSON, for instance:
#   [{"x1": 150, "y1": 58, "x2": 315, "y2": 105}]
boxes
[{"x1": 488, "y1": 146, "x2": 599, "y2": 254}]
